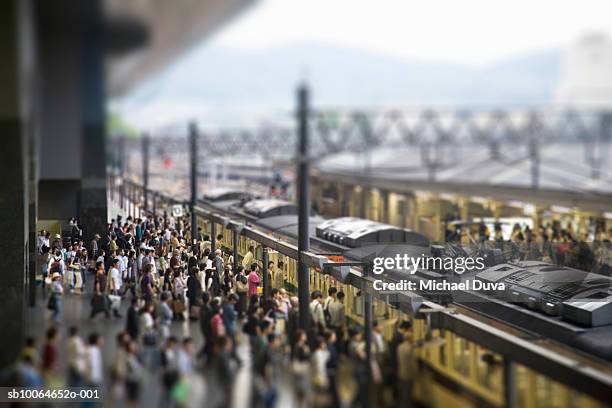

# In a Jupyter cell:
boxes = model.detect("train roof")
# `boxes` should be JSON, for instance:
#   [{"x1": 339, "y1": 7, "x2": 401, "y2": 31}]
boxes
[
  {"x1": 202, "y1": 187, "x2": 254, "y2": 202},
  {"x1": 316, "y1": 216, "x2": 430, "y2": 248},
  {"x1": 241, "y1": 199, "x2": 297, "y2": 218},
  {"x1": 255, "y1": 215, "x2": 326, "y2": 239}
]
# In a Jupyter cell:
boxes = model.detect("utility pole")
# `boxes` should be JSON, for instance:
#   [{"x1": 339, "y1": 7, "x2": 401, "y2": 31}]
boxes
[
  {"x1": 528, "y1": 112, "x2": 540, "y2": 190},
  {"x1": 142, "y1": 133, "x2": 150, "y2": 213},
  {"x1": 263, "y1": 246, "x2": 269, "y2": 299},
  {"x1": 189, "y1": 122, "x2": 199, "y2": 243},
  {"x1": 296, "y1": 84, "x2": 311, "y2": 330},
  {"x1": 119, "y1": 136, "x2": 125, "y2": 209},
  {"x1": 233, "y1": 227, "x2": 240, "y2": 272}
]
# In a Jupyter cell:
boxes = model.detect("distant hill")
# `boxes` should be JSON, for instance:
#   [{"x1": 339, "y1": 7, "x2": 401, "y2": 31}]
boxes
[{"x1": 118, "y1": 42, "x2": 562, "y2": 127}]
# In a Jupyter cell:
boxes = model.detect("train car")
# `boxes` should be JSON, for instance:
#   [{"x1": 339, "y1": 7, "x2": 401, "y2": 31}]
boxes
[
  {"x1": 202, "y1": 187, "x2": 256, "y2": 202},
  {"x1": 197, "y1": 207, "x2": 612, "y2": 407}
]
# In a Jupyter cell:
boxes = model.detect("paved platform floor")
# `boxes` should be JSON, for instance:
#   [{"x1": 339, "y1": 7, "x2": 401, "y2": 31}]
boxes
[{"x1": 26, "y1": 282, "x2": 296, "y2": 408}]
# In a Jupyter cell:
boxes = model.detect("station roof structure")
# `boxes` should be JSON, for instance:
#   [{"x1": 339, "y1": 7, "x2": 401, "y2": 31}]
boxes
[
  {"x1": 315, "y1": 142, "x2": 612, "y2": 212},
  {"x1": 105, "y1": 0, "x2": 256, "y2": 96}
]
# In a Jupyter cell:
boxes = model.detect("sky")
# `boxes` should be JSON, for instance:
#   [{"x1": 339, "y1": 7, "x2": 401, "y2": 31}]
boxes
[
  {"x1": 114, "y1": 0, "x2": 612, "y2": 129},
  {"x1": 209, "y1": 0, "x2": 612, "y2": 65}
]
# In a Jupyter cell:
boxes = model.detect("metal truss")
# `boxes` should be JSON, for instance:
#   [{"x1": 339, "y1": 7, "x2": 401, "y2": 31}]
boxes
[{"x1": 108, "y1": 108, "x2": 612, "y2": 181}]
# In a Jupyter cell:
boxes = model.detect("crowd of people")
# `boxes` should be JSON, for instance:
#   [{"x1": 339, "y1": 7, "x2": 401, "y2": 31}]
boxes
[
  {"x1": 10, "y1": 212, "x2": 419, "y2": 408},
  {"x1": 445, "y1": 218, "x2": 612, "y2": 275}
]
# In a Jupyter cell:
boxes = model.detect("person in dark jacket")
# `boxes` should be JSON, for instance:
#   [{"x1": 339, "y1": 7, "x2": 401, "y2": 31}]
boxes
[
  {"x1": 126, "y1": 297, "x2": 140, "y2": 340},
  {"x1": 287, "y1": 297, "x2": 300, "y2": 347},
  {"x1": 198, "y1": 292, "x2": 213, "y2": 361},
  {"x1": 187, "y1": 267, "x2": 202, "y2": 305}
]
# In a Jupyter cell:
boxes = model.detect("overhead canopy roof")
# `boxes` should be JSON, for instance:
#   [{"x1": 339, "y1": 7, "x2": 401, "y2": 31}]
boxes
[
  {"x1": 315, "y1": 142, "x2": 612, "y2": 212},
  {"x1": 105, "y1": 0, "x2": 255, "y2": 96}
]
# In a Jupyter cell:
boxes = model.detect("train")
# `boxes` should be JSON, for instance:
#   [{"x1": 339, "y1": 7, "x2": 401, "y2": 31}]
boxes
[
  {"x1": 199, "y1": 189, "x2": 612, "y2": 364},
  {"x1": 114, "y1": 177, "x2": 612, "y2": 407}
]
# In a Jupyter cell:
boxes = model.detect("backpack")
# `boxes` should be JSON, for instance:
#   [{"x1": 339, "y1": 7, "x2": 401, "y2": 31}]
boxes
[{"x1": 50, "y1": 259, "x2": 62, "y2": 273}]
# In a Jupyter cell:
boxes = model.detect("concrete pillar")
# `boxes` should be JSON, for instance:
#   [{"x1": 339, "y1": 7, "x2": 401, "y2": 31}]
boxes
[
  {"x1": 0, "y1": 0, "x2": 36, "y2": 367},
  {"x1": 459, "y1": 197, "x2": 470, "y2": 221},
  {"x1": 35, "y1": 0, "x2": 107, "y2": 243},
  {"x1": 341, "y1": 184, "x2": 351, "y2": 217},
  {"x1": 360, "y1": 187, "x2": 368, "y2": 219},
  {"x1": 398, "y1": 195, "x2": 407, "y2": 229},
  {"x1": 79, "y1": 0, "x2": 107, "y2": 244},
  {"x1": 380, "y1": 190, "x2": 389, "y2": 224}
]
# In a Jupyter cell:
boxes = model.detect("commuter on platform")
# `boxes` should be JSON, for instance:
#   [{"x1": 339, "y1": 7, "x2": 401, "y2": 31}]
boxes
[
  {"x1": 248, "y1": 263, "x2": 261, "y2": 297},
  {"x1": 85, "y1": 333, "x2": 104, "y2": 389},
  {"x1": 234, "y1": 265, "x2": 249, "y2": 316},
  {"x1": 125, "y1": 340, "x2": 144, "y2": 407},
  {"x1": 327, "y1": 291, "x2": 346, "y2": 350},
  {"x1": 291, "y1": 329, "x2": 311, "y2": 408},
  {"x1": 42, "y1": 327, "x2": 60, "y2": 387},
  {"x1": 126, "y1": 297, "x2": 140, "y2": 340},
  {"x1": 66, "y1": 326, "x2": 86, "y2": 387},
  {"x1": 309, "y1": 291, "x2": 326, "y2": 337},
  {"x1": 90, "y1": 233, "x2": 101, "y2": 259},
  {"x1": 287, "y1": 297, "x2": 300, "y2": 347},
  {"x1": 242, "y1": 245, "x2": 255, "y2": 270},
  {"x1": 213, "y1": 248, "x2": 225, "y2": 280},
  {"x1": 159, "y1": 292, "x2": 173, "y2": 340},
  {"x1": 48, "y1": 272, "x2": 64, "y2": 324},
  {"x1": 397, "y1": 331, "x2": 416, "y2": 408}
]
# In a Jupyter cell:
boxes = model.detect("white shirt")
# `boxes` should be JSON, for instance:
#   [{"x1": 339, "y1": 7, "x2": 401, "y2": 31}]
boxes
[
  {"x1": 120, "y1": 256, "x2": 128, "y2": 276},
  {"x1": 141, "y1": 312, "x2": 154, "y2": 331},
  {"x1": 110, "y1": 267, "x2": 122, "y2": 290},
  {"x1": 312, "y1": 348, "x2": 330, "y2": 387},
  {"x1": 137, "y1": 254, "x2": 144, "y2": 271},
  {"x1": 177, "y1": 349, "x2": 193, "y2": 374},
  {"x1": 310, "y1": 300, "x2": 326, "y2": 327},
  {"x1": 86, "y1": 346, "x2": 103, "y2": 384},
  {"x1": 37, "y1": 236, "x2": 45, "y2": 252},
  {"x1": 67, "y1": 336, "x2": 86, "y2": 373},
  {"x1": 48, "y1": 256, "x2": 65, "y2": 274}
]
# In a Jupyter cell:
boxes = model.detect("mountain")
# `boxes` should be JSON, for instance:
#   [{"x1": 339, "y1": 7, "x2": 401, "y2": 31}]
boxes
[{"x1": 117, "y1": 42, "x2": 562, "y2": 127}]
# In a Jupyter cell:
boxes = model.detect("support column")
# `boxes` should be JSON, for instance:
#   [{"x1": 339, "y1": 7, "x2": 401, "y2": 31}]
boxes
[
  {"x1": 399, "y1": 196, "x2": 407, "y2": 229},
  {"x1": 296, "y1": 84, "x2": 311, "y2": 330},
  {"x1": 360, "y1": 187, "x2": 368, "y2": 219},
  {"x1": 363, "y1": 265, "x2": 373, "y2": 406},
  {"x1": 341, "y1": 184, "x2": 351, "y2": 217},
  {"x1": 459, "y1": 197, "x2": 470, "y2": 221},
  {"x1": 189, "y1": 123, "x2": 198, "y2": 244},
  {"x1": 233, "y1": 228, "x2": 239, "y2": 272},
  {"x1": 0, "y1": 0, "x2": 35, "y2": 367},
  {"x1": 142, "y1": 133, "x2": 150, "y2": 213},
  {"x1": 79, "y1": 0, "x2": 107, "y2": 244},
  {"x1": 504, "y1": 359, "x2": 517, "y2": 408},
  {"x1": 119, "y1": 136, "x2": 125, "y2": 209},
  {"x1": 380, "y1": 190, "x2": 389, "y2": 223},
  {"x1": 210, "y1": 221, "x2": 216, "y2": 251},
  {"x1": 263, "y1": 246, "x2": 269, "y2": 299}
]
